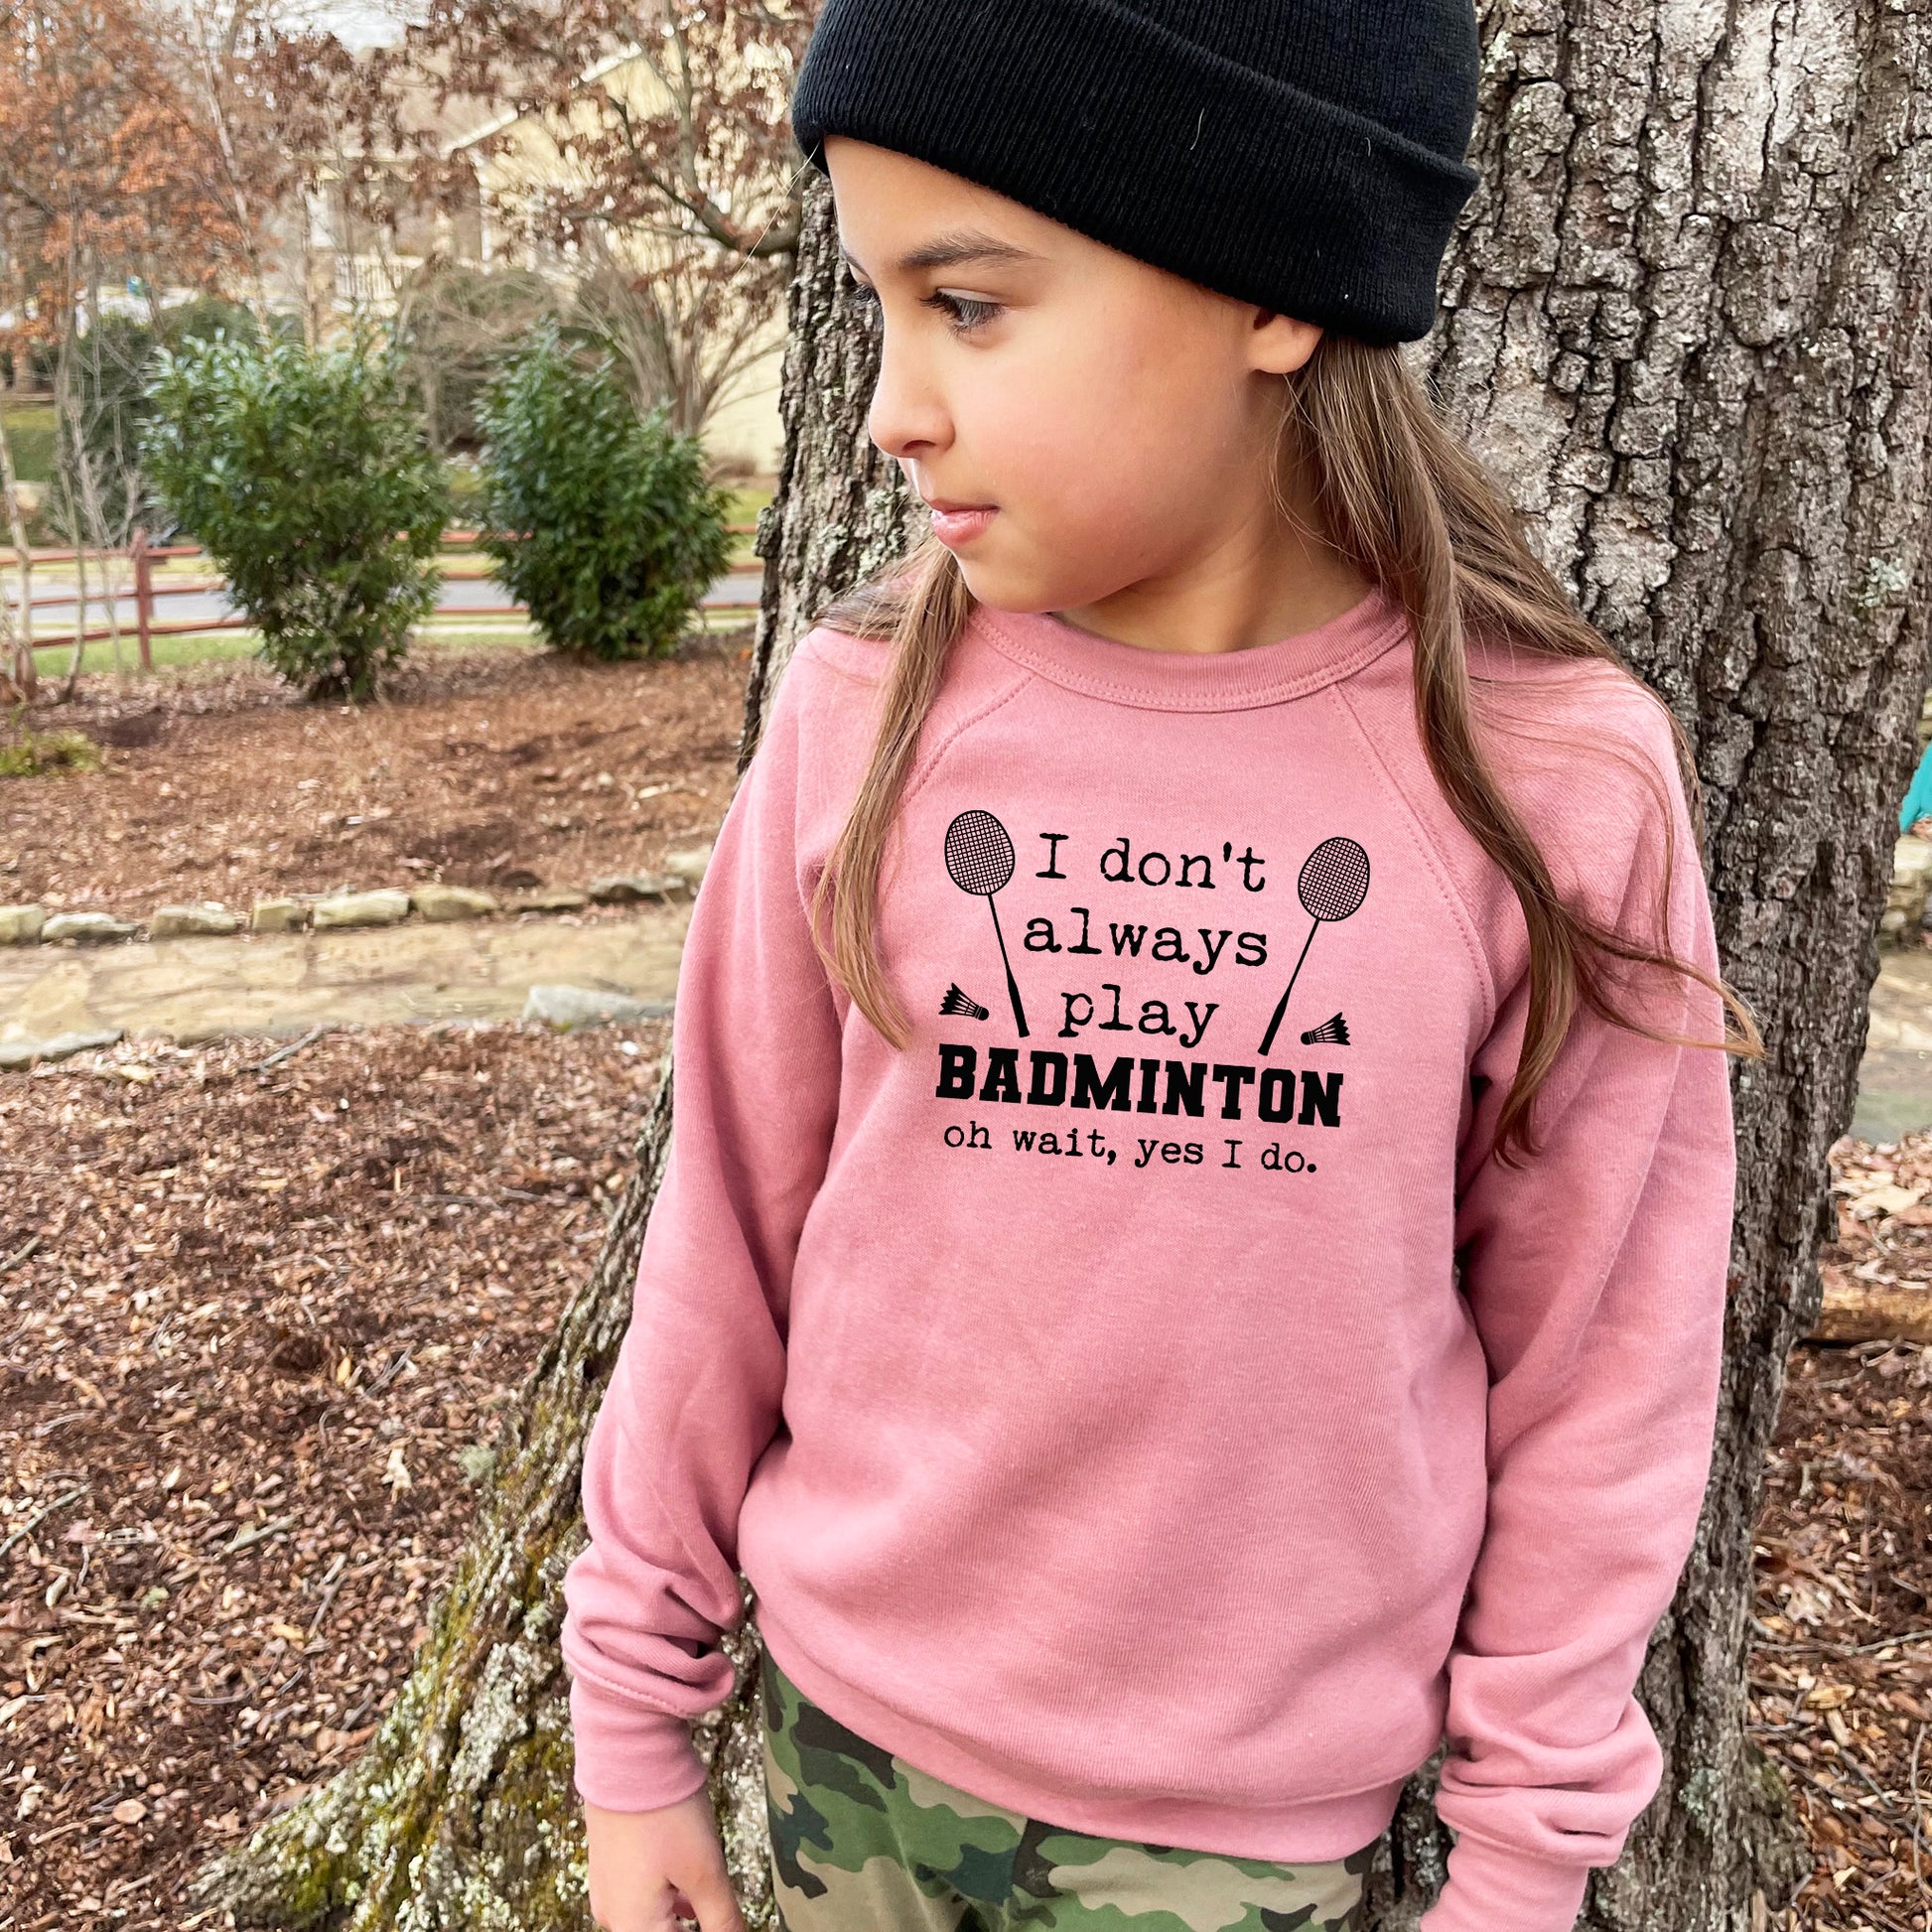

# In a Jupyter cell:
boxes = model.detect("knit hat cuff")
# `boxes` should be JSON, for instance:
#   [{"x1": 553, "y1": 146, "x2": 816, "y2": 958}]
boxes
[{"x1": 790, "y1": 0, "x2": 1479, "y2": 344}]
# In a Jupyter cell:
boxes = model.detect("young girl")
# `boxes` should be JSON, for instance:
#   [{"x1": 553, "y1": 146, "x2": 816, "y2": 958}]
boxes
[{"x1": 561, "y1": 4, "x2": 1761, "y2": 1930}]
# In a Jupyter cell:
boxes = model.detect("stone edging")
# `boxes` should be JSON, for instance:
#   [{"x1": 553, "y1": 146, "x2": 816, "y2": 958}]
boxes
[{"x1": 0, "y1": 845, "x2": 713, "y2": 949}]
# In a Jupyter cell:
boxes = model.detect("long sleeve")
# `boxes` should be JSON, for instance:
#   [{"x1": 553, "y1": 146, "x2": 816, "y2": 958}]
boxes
[
  {"x1": 560, "y1": 640, "x2": 845, "y2": 1813},
  {"x1": 1420, "y1": 714, "x2": 1738, "y2": 1931}
]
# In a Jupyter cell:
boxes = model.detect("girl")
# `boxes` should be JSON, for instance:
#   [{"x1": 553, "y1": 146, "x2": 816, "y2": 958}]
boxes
[{"x1": 562, "y1": 4, "x2": 1761, "y2": 1930}]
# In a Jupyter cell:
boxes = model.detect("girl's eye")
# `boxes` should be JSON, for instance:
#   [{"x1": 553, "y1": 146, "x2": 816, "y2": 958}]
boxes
[
  {"x1": 840, "y1": 278, "x2": 1001, "y2": 337},
  {"x1": 923, "y1": 290, "x2": 1002, "y2": 335}
]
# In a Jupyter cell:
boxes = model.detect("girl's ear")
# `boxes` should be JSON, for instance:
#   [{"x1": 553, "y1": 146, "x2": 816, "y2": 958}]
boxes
[{"x1": 1249, "y1": 309, "x2": 1323, "y2": 377}]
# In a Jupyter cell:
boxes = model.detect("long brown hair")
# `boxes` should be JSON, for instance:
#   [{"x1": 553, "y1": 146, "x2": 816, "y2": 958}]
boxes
[{"x1": 802, "y1": 334, "x2": 1762, "y2": 1165}]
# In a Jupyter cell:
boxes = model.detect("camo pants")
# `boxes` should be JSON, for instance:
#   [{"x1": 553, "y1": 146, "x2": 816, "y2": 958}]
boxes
[{"x1": 759, "y1": 1648, "x2": 1375, "y2": 1931}]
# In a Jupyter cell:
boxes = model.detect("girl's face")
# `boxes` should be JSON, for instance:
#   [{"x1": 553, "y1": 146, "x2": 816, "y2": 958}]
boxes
[{"x1": 823, "y1": 134, "x2": 1326, "y2": 621}]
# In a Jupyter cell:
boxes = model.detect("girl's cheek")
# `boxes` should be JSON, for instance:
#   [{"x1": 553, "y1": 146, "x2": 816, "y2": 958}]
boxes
[
  {"x1": 1013, "y1": 488, "x2": 1172, "y2": 598},
  {"x1": 979, "y1": 372, "x2": 1142, "y2": 495},
  {"x1": 956, "y1": 348, "x2": 1227, "y2": 579},
  {"x1": 970, "y1": 362, "x2": 1090, "y2": 466}
]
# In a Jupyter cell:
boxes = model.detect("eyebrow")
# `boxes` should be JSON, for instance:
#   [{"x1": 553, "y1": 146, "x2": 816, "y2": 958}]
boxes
[{"x1": 842, "y1": 229, "x2": 1041, "y2": 276}]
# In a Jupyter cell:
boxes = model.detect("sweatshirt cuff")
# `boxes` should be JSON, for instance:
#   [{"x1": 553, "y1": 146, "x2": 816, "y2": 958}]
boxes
[
  {"x1": 568, "y1": 1674, "x2": 713, "y2": 1813},
  {"x1": 1415, "y1": 1831, "x2": 1591, "y2": 1932}
]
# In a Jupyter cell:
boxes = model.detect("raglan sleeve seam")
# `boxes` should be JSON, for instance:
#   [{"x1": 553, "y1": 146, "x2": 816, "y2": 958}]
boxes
[{"x1": 1328, "y1": 679, "x2": 1498, "y2": 1039}]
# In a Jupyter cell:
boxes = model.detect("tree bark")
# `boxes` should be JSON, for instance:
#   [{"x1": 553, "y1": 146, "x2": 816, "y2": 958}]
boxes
[
  {"x1": 206, "y1": 0, "x2": 1932, "y2": 1921},
  {"x1": 1383, "y1": 4, "x2": 1932, "y2": 1927}
]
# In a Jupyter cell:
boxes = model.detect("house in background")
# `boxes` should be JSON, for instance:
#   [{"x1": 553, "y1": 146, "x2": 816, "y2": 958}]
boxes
[{"x1": 293, "y1": 44, "x2": 787, "y2": 482}]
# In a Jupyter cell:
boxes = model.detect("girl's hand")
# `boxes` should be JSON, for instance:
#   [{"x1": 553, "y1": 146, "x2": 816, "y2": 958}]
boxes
[{"x1": 585, "y1": 1793, "x2": 749, "y2": 1932}]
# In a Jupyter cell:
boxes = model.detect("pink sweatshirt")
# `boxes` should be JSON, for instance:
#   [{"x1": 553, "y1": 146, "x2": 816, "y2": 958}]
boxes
[{"x1": 561, "y1": 583, "x2": 1735, "y2": 1932}]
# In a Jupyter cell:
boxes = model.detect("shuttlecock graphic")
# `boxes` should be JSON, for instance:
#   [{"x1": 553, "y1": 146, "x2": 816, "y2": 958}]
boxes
[
  {"x1": 940, "y1": 984, "x2": 990, "y2": 1021},
  {"x1": 1300, "y1": 1013, "x2": 1350, "y2": 1046}
]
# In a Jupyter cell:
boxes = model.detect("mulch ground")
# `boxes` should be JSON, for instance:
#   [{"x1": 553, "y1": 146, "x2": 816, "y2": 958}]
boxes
[
  {"x1": 0, "y1": 1023, "x2": 667, "y2": 1930},
  {"x1": 2, "y1": 635, "x2": 755, "y2": 920},
  {"x1": 1760, "y1": 1132, "x2": 1932, "y2": 1932},
  {"x1": 1759, "y1": 1335, "x2": 1932, "y2": 1932},
  {"x1": 4, "y1": 1051, "x2": 1932, "y2": 1928}
]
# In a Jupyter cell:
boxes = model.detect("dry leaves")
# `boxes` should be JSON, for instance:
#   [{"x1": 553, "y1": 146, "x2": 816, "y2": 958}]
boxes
[
  {"x1": 1824, "y1": 1137, "x2": 1932, "y2": 1313},
  {"x1": 1, "y1": 636, "x2": 750, "y2": 918},
  {"x1": 0, "y1": 1022, "x2": 667, "y2": 1928},
  {"x1": 1750, "y1": 1135, "x2": 1932, "y2": 1932}
]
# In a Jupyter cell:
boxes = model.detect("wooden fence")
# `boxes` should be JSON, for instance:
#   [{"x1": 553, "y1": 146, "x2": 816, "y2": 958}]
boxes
[{"x1": 3, "y1": 524, "x2": 762, "y2": 667}]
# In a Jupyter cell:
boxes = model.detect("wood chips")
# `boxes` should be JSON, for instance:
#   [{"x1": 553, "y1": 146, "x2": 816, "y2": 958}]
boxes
[{"x1": 1, "y1": 1022, "x2": 667, "y2": 1927}]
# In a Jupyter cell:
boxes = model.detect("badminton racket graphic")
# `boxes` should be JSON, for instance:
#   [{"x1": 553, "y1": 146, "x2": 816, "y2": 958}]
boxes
[
  {"x1": 1257, "y1": 836, "x2": 1370, "y2": 1056},
  {"x1": 944, "y1": 808, "x2": 1030, "y2": 1037}
]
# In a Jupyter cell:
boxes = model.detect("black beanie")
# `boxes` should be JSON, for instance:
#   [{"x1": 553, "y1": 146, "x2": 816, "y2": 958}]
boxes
[{"x1": 789, "y1": 0, "x2": 1481, "y2": 345}]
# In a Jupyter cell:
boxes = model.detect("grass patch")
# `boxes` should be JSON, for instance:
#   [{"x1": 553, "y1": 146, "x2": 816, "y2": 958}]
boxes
[
  {"x1": 412, "y1": 622, "x2": 543, "y2": 653},
  {"x1": 0, "y1": 401, "x2": 57, "y2": 485},
  {"x1": 32, "y1": 629, "x2": 264, "y2": 677},
  {"x1": 0, "y1": 718, "x2": 100, "y2": 776},
  {"x1": 722, "y1": 484, "x2": 770, "y2": 571}
]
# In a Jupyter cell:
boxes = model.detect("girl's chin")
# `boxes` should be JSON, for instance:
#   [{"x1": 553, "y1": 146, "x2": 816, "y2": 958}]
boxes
[{"x1": 955, "y1": 559, "x2": 1120, "y2": 618}]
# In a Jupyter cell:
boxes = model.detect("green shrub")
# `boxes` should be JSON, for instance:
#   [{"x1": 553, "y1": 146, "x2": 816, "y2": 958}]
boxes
[
  {"x1": 476, "y1": 326, "x2": 732, "y2": 660},
  {"x1": 51, "y1": 301, "x2": 261, "y2": 545},
  {"x1": 0, "y1": 720, "x2": 100, "y2": 777},
  {"x1": 143, "y1": 334, "x2": 449, "y2": 701}
]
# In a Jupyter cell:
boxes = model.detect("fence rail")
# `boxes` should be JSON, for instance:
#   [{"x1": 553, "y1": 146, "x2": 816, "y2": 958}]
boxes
[{"x1": 4, "y1": 522, "x2": 762, "y2": 661}]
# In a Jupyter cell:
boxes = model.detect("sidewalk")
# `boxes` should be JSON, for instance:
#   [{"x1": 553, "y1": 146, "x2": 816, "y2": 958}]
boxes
[{"x1": 0, "y1": 901, "x2": 690, "y2": 1046}]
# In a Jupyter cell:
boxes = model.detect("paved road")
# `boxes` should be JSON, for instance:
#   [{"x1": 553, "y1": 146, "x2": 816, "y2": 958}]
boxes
[{"x1": 14, "y1": 568, "x2": 765, "y2": 635}]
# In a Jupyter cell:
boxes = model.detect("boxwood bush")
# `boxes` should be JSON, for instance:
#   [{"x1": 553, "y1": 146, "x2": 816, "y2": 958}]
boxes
[
  {"x1": 143, "y1": 335, "x2": 448, "y2": 700},
  {"x1": 476, "y1": 326, "x2": 733, "y2": 660}
]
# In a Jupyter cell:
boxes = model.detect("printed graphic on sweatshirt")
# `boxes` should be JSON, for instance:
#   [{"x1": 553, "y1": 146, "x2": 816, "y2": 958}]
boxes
[
  {"x1": 1255, "y1": 837, "x2": 1369, "y2": 1053},
  {"x1": 934, "y1": 808, "x2": 1368, "y2": 1178}
]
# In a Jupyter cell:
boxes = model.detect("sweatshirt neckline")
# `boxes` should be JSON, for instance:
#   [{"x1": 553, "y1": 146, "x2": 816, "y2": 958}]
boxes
[{"x1": 971, "y1": 581, "x2": 1410, "y2": 712}]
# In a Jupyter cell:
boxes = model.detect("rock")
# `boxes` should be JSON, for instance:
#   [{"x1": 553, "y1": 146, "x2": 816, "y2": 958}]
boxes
[
  {"x1": 312, "y1": 890, "x2": 412, "y2": 931},
  {"x1": 0, "y1": 903, "x2": 46, "y2": 945},
  {"x1": 663, "y1": 844, "x2": 714, "y2": 889},
  {"x1": 43, "y1": 911, "x2": 138, "y2": 944},
  {"x1": 508, "y1": 889, "x2": 590, "y2": 913},
  {"x1": 412, "y1": 884, "x2": 499, "y2": 922},
  {"x1": 149, "y1": 903, "x2": 240, "y2": 939},
  {"x1": 0, "y1": 1028, "x2": 124, "y2": 1070},
  {"x1": 251, "y1": 897, "x2": 311, "y2": 933},
  {"x1": 1885, "y1": 837, "x2": 1932, "y2": 946},
  {"x1": 521, "y1": 984, "x2": 672, "y2": 1032},
  {"x1": 587, "y1": 873, "x2": 679, "y2": 904}
]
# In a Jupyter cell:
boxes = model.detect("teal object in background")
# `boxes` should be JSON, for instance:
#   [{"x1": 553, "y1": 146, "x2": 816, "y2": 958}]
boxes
[{"x1": 1903, "y1": 742, "x2": 1932, "y2": 833}]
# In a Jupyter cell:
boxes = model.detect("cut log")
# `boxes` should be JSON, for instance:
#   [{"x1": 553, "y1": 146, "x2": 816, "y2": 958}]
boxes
[{"x1": 1810, "y1": 1271, "x2": 1932, "y2": 1345}]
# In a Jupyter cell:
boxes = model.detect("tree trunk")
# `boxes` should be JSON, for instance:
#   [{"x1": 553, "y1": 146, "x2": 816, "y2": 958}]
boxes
[
  {"x1": 206, "y1": 0, "x2": 1932, "y2": 1920},
  {"x1": 1383, "y1": 3, "x2": 1932, "y2": 1927}
]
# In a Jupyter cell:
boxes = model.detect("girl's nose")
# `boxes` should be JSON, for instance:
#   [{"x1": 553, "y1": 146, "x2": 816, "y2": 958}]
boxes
[{"x1": 867, "y1": 332, "x2": 951, "y2": 462}]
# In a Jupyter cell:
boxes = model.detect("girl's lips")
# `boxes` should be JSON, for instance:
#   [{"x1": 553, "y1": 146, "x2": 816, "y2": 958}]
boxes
[{"x1": 929, "y1": 504, "x2": 997, "y2": 546}]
